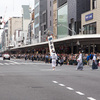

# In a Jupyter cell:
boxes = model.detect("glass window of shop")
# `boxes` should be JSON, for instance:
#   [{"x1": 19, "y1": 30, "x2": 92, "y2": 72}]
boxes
[
  {"x1": 57, "y1": 3, "x2": 68, "y2": 38},
  {"x1": 35, "y1": 27, "x2": 39, "y2": 38},
  {"x1": 83, "y1": 22, "x2": 96, "y2": 34},
  {"x1": 35, "y1": 16, "x2": 39, "y2": 25},
  {"x1": 35, "y1": 0, "x2": 39, "y2": 5},
  {"x1": 35, "y1": 6, "x2": 39, "y2": 15},
  {"x1": 92, "y1": 0, "x2": 97, "y2": 9}
]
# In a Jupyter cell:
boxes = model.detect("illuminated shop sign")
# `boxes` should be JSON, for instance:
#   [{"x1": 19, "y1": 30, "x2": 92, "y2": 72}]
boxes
[{"x1": 85, "y1": 13, "x2": 93, "y2": 21}]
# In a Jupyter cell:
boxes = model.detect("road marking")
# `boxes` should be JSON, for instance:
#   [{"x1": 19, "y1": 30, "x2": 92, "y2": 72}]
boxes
[
  {"x1": 66, "y1": 87, "x2": 74, "y2": 90},
  {"x1": 59, "y1": 84, "x2": 65, "y2": 87},
  {"x1": 21, "y1": 63, "x2": 28, "y2": 64},
  {"x1": 10, "y1": 63, "x2": 15, "y2": 65},
  {"x1": 87, "y1": 97, "x2": 96, "y2": 100},
  {"x1": 76, "y1": 91, "x2": 85, "y2": 95},
  {"x1": 4, "y1": 63, "x2": 9, "y2": 65},
  {"x1": 52, "y1": 81, "x2": 58, "y2": 84},
  {"x1": 41, "y1": 69, "x2": 61, "y2": 71},
  {"x1": 15, "y1": 63, "x2": 20, "y2": 64},
  {"x1": 0, "y1": 63, "x2": 3, "y2": 65},
  {"x1": 0, "y1": 58, "x2": 3, "y2": 60},
  {"x1": 52, "y1": 81, "x2": 96, "y2": 100},
  {"x1": 7, "y1": 60, "x2": 18, "y2": 63}
]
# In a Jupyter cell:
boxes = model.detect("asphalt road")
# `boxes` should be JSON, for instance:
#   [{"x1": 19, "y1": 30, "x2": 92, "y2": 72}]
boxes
[{"x1": 0, "y1": 57, "x2": 99, "y2": 100}]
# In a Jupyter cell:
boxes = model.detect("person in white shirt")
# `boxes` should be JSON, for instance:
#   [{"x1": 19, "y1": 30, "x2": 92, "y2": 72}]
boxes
[
  {"x1": 76, "y1": 51, "x2": 83, "y2": 70},
  {"x1": 51, "y1": 50, "x2": 57, "y2": 70}
]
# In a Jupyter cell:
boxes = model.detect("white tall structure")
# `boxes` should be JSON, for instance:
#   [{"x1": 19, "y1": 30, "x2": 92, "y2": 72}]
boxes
[
  {"x1": 22, "y1": 5, "x2": 31, "y2": 45},
  {"x1": 8, "y1": 17, "x2": 22, "y2": 48}
]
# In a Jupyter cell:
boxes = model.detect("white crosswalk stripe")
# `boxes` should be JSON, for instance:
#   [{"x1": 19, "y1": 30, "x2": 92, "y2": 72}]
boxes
[
  {"x1": 10, "y1": 63, "x2": 15, "y2": 65},
  {"x1": 4, "y1": 63, "x2": 9, "y2": 65},
  {"x1": 0, "y1": 63, "x2": 4, "y2": 65},
  {"x1": 0, "y1": 63, "x2": 35, "y2": 65}
]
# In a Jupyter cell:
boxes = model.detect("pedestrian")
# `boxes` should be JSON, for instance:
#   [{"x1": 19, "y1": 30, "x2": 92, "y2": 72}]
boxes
[
  {"x1": 89, "y1": 52, "x2": 93, "y2": 68},
  {"x1": 87, "y1": 54, "x2": 90, "y2": 65},
  {"x1": 92, "y1": 52, "x2": 98, "y2": 70},
  {"x1": 31, "y1": 54, "x2": 34, "y2": 62},
  {"x1": 51, "y1": 50, "x2": 57, "y2": 70},
  {"x1": 56, "y1": 54, "x2": 60, "y2": 66},
  {"x1": 76, "y1": 51, "x2": 83, "y2": 70},
  {"x1": 59, "y1": 57, "x2": 64, "y2": 66},
  {"x1": 45, "y1": 54, "x2": 49, "y2": 63},
  {"x1": 25, "y1": 54, "x2": 27, "y2": 61},
  {"x1": 49, "y1": 54, "x2": 52, "y2": 63}
]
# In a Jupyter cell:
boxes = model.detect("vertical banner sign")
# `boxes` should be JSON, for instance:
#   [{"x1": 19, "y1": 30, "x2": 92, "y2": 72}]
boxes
[{"x1": 48, "y1": 36, "x2": 55, "y2": 55}]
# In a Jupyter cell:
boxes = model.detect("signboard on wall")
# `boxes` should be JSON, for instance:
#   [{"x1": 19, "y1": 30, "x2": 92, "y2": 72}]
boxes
[{"x1": 85, "y1": 13, "x2": 93, "y2": 21}]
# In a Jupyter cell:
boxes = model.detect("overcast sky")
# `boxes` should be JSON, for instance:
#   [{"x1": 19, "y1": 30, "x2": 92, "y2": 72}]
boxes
[
  {"x1": 0, "y1": 0, "x2": 34, "y2": 41},
  {"x1": 0, "y1": 0, "x2": 34, "y2": 21}
]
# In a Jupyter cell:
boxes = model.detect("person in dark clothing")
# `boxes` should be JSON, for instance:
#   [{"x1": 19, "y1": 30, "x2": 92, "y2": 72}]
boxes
[
  {"x1": 92, "y1": 52, "x2": 98, "y2": 70},
  {"x1": 59, "y1": 57, "x2": 64, "y2": 66},
  {"x1": 89, "y1": 52, "x2": 93, "y2": 60},
  {"x1": 45, "y1": 54, "x2": 49, "y2": 63},
  {"x1": 56, "y1": 54, "x2": 60, "y2": 66},
  {"x1": 49, "y1": 55, "x2": 52, "y2": 63},
  {"x1": 25, "y1": 54, "x2": 27, "y2": 61},
  {"x1": 32, "y1": 55, "x2": 34, "y2": 62}
]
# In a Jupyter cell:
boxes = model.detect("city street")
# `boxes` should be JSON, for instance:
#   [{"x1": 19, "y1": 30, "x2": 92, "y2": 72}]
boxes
[{"x1": 0, "y1": 58, "x2": 99, "y2": 100}]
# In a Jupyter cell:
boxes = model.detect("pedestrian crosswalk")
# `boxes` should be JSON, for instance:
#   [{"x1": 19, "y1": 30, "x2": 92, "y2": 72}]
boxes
[
  {"x1": 0, "y1": 62, "x2": 48, "y2": 66},
  {"x1": 0, "y1": 63, "x2": 34, "y2": 66}
]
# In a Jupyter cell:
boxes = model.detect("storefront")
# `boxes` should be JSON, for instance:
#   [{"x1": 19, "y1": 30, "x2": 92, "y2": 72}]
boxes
[
  {"x1": 9, "y1": 34, "x2": 100, "y2": 54},
  {"x1": 82, "y1": 0, "x2": 100, "y2": 35}
]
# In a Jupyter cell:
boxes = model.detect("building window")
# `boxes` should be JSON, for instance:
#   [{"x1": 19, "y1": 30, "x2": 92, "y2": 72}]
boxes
[
  {"x1": 83, "y1": 22, "x2": 96, "y2": 34},
  {"x1": 35, "y1": 16, "x2": 39, "y2": 25},
  {"x1": 92, "y1": 0, "x2": 97, "y2": 9},
  {"x1": 35, "y1": 0, "x2": 39, "y2": 5},
  {"x1": 57, "y1": 3, "x2": 68, "y2": 38},
  {"x1": 50, "y1": 20, "x2": 52, "y2": 26},
  {"x1": 50, "y1": 11, "x2": 51, "y2": 16},
  {"x1": 43, "y1": 13, "x2": 46, "y2": 23},
  {"x1": 87, "y1": 25, "x2": 89, "y2": 34},
  {"x1": 35, "y1": 27, "x2": 39, "y2": 38},
  {"x1": 50, "y1": 1, "x2": 51, "y2": 7},
  {"x1": 35, "y1": 6, "x2": 39, "y2": 15}
]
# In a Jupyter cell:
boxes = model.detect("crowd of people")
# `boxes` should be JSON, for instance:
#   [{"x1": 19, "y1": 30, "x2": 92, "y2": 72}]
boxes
[
  {"x1": 11, "y1": 53, "x2": 79, "y2": 65},
  {"x1": 11, "y1": 51, "x2": 99, "y2": 70}
]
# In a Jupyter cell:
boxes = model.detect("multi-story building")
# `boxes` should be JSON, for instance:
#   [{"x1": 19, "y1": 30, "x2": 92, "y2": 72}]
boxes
[
  {"x1": 34, "y1": 0, "x2": 40, "y2": 42},
  {"x1": 82, "y1": 0, "x2": 98, "y2": 34},
  {"x1": 81, "y1": 0, "x2": 100, "y2": 53},
  {"x1": 28, "y1": 9, "x2": 35, "y2": 44},
  {"x1": 14, "y1": 30, "x2": 27, "y2": 47},
  {"x1": 34, "y1": 0, "x2": 53, "y2": 42},
  {"x1": 8, "y1": 17, "x2": 22, "y2": 48},
  {"x1": 57, "y1": 0, "x2": 90, "y2": 38},
  {"x1": 22, "y1": 5, "x2": 31, "y2": 32},
  {"x1": 21, "y1": 5, "x2": 31, "y2": 45},
  {"x1": 53, "y1": 0, "x2": 57, "y2": 39},
  {"x1": 1, "y1": 21, "x2": 8, "y2": 51}
]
